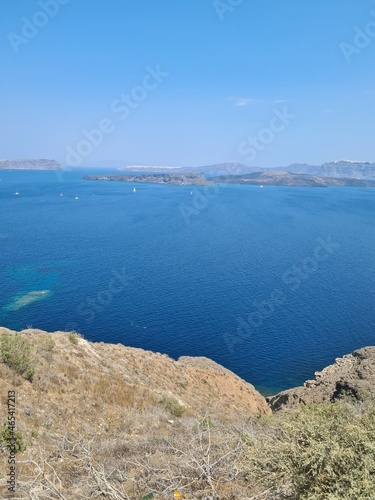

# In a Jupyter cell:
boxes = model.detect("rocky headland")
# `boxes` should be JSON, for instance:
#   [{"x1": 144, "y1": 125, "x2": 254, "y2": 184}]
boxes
[{"x1": 268, "y1": 346, "x2": 375, "y2": 411}]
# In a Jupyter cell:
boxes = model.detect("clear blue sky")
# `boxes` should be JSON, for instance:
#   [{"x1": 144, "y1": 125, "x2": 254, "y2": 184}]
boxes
[{"x1": 1, "y1": 0, "x2": 375, "y2": 167}]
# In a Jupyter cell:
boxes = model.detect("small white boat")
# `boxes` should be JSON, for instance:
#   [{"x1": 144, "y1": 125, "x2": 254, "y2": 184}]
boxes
[
  {"x1": 133, "y1": 187, "x2": 136, "y2": 193},
  {"x1": 15, "y1": 192, "x2": 20, "y2": 195},
  {"x1": 259, "y1": 185, "x2": 264, "y2": 188},
  {"x1": 190, "y1": 191, "x2": 193, "y2": 195},
  {"x1": 74, "y1": 195, "x2": 79, "y2": 200},
  {"x1": 60, "y1": 193, "x2": 64, "y2": 197}
]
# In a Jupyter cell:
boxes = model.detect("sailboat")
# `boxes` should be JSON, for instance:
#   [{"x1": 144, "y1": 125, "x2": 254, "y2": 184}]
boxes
[{"x1": 133, "y1": 187, "x2": 136, "y2": 193}]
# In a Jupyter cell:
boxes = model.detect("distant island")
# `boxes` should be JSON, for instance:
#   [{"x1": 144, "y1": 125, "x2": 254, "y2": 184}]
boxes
[
  {"x1": 210, "y1": 170, "x2": 375, "y2": 187},
  {"x1": 83, "y1": 172, "x2": 212, "y2": 186},
  {"x1": 0, "y1": 159, "x2": 63, "y2": 170},
  {"x1": 84, "y1": 169, "x2": 375, "y2": 188}
]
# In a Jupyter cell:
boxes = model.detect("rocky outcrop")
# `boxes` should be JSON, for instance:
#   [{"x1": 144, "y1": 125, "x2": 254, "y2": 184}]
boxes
[{"x1": 268, "y1": 346, "x2": 375, "y2": 411}]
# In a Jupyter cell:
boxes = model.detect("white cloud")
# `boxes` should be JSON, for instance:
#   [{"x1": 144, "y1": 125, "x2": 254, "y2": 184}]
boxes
[
  {"x1": 234, "y1": 97, "x2": 264, "y2": 107},
  {"x1": 232, "y1": 97, "x2": 287, "y2": 107}
]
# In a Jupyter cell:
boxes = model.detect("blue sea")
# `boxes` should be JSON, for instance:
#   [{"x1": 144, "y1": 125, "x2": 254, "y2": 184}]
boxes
[{"x1": 0, "y1": 168, "x2": 374, "y2": 395}]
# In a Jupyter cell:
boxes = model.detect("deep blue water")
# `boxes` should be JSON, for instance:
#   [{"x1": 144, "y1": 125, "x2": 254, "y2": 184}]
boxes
[{"x1": 0, "y1": 168, "x2": 374, "y2": 395}]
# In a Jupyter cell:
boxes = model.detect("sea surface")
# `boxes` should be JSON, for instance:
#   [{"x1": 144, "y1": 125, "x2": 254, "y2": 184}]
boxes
[{"x1": 0, "y1": 168, "x2": 374, "y2": 395}]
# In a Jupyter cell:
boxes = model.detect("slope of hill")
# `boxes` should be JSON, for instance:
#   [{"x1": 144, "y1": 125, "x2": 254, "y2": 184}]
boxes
[{"x1": 0, "y1": 327, "x2": 268, "y2": 498}]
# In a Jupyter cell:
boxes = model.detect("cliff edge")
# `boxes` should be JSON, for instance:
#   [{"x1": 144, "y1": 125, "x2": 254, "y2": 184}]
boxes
[{"x1": 0, "y1": 327, "x2": 269, "y2": 429}]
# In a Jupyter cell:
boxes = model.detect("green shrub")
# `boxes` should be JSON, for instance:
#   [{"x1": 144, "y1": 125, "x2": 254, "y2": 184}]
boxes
[
  {"x1": 159, "y1": 396, "x2": 186, "y2": 417},
  {"x1": 0, "y1": 332, "x2": 34, "y2": 381},
  {"x1": 68, "y1": 331, "x2": 82, "y2": 345},
  {"x1": 245, "y1": 402, "x2": 375, "y2": 499},
  {"x1": 0, "y1": 423, "x2": 26, "y2": 453}
]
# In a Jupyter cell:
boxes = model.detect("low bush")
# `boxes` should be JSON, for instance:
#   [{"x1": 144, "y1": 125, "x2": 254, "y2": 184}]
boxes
[
  {"x1": 159, "y1": 395, "x2": 186, "y2": 417},
  {"x1": 245, "y1": 401, "x2": 375, "y2": 499},
  {"x1": 68, "y1": 331, "x2": 82, "y2": 345},
  {"x1": 0, "y1": 423, "x2": 26, "y2": 453},
  {"x1": 0, "y1": 332, "x2": 34, "y2": 381}
]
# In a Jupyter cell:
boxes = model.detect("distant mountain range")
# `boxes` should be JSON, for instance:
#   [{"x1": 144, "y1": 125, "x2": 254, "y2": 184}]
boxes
[
  {"x1": 119, "y1": 160, "x2": 375, "y2": 180},
  {"x1": 274, "y1": 160, "x2": 375, "y2": 180},
  {"x1": 2, "y1": 159, "x2": 375, "y2": 182},
  {"x1": 0, "y1": 159, "x2": 63, "y2": 170},
  {"x1": 211, "y1": 170, "x2": 375, "y2": 188}
]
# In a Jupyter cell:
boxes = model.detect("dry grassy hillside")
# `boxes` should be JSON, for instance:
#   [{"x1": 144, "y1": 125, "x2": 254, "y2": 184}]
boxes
[{"x1": 0, "y1": 327, "x2": 269, "y2": 499}]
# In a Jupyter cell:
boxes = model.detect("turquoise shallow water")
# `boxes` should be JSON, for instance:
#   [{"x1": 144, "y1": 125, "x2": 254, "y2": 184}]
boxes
[{"x1": 0, "y1": 168, "x2": 374, "y2": 395}]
